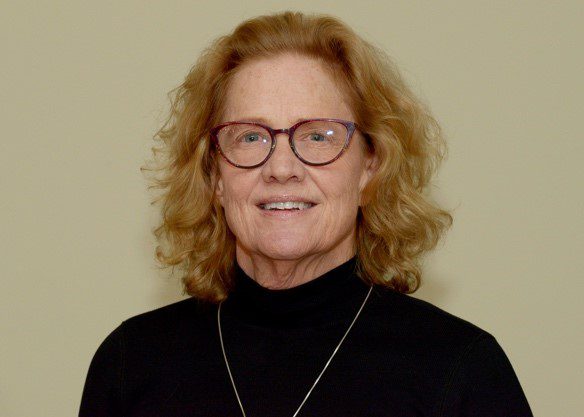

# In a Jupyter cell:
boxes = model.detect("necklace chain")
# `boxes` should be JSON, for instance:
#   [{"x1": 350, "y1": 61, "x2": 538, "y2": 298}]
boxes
[{"x1": 217, "y1": 285, "x2": 373, "y2": 417}]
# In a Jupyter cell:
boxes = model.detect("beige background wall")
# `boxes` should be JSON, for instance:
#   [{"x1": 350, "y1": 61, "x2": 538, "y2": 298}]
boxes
[{"x1": 1, "y1": 1, "x2": 582, "y2": 416}]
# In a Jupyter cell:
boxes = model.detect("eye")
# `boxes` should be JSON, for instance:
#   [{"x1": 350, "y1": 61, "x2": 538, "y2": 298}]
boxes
[
  {"x1": 241, "y1": 132, "x2": 261, "y2": 143},
  {"x1": 309, "y1": 133, "x2": 327, "y2": 142}
]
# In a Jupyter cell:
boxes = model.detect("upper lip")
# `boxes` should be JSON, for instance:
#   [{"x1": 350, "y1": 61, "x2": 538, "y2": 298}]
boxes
[{"x1": 256, "y1": 195, "x2": 317, "y2": 206}]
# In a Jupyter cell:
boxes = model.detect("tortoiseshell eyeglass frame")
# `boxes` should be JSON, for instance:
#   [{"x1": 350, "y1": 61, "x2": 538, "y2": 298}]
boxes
[{"x1": 210, "y1": 118, "x2": 358, "y2": 169}]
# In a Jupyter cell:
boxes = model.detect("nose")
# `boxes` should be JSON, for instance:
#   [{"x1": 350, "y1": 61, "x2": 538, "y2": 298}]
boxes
[{"x1": 260, "y1": 132, "x2": 306, "y2": 183}]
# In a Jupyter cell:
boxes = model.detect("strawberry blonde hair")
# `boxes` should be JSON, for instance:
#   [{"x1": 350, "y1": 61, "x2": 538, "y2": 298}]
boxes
[{"x1": 144, "y1": 11, "x2": 452, "y2": 301}]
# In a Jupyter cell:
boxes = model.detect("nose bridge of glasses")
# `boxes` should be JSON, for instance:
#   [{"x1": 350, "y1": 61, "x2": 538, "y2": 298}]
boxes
[
  {"x1": 270, "y1": 127, "x2": 292, "y2": 139},
  {"x1": 269, "y1": 127, "x2": 295, "y2": 154},
  {"x1": 266, "y1": 127, "x2": 303, "y2": 167}
]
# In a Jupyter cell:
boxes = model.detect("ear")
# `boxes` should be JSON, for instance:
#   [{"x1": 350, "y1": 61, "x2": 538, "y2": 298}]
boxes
[
  {"x1": 212, "y1": 165, "x2": 225, "y2": 207},
  {"x1": 359, "y1": 151, "x2": 378, "y2": 191},
  {"x1": 358, "y1": 151, "x2": 378, "y2": 203}
]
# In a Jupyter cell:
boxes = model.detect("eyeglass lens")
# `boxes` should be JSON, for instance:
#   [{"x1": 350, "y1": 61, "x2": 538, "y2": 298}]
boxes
[{"x1": 216, "y1": 120, "x2": 348, "y2": 167}]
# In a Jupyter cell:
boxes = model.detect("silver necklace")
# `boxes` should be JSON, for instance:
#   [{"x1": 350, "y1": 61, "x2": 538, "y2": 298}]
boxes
[{"x1": 217, "y1": 285, "x2": 373, "y2": 417}]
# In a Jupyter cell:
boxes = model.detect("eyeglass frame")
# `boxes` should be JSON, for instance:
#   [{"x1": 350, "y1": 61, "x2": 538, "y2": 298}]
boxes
[{"x1": 210, "y1": 118, "x2": 358, "y2": 169}]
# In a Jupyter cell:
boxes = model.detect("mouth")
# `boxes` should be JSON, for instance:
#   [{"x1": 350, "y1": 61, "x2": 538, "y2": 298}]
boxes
[{"x1": 257, "y1": 201, "x2": 316, "y2": 211}]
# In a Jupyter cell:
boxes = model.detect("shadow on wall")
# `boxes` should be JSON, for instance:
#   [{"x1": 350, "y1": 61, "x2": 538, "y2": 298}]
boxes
[
  {"x1": 148, "y1": 268, "x2": 189, "y2": 308},
  {"x1": 411, "y1": 270, "x2": 451, "y2": 308}
]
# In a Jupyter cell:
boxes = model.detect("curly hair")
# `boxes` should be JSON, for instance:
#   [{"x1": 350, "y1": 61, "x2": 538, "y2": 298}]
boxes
[{"x1": 143, "y1": 11, "x2": 452, "y2": 302}]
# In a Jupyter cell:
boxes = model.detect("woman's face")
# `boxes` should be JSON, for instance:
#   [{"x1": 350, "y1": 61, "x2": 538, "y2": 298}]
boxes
[{"x1": 215, "y1": 53, "x2": 376, "y2": 265}]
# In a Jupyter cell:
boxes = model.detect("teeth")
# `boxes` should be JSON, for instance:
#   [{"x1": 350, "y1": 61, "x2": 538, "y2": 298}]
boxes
[{"x1": 261, "y1": 201, "x2": 313, "y2": 210}]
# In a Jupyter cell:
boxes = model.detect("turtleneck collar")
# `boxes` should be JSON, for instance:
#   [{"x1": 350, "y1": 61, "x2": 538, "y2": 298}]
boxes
[{"x1": 221, "y1": 256, "x2": 370, "y2": 328}]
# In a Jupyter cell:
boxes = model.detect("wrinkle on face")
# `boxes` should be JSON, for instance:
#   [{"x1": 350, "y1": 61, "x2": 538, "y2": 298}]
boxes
[{"x1": 215, "y1": 53, "x2": 377, "y2": 288}]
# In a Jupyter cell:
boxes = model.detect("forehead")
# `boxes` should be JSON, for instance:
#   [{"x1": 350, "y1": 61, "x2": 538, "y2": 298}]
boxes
[{"x1": 222, "y1": 53, "x2": 354, "y2": 124}]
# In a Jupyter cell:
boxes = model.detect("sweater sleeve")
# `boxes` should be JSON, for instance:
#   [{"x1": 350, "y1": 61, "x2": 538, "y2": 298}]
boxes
[
  {"x1": 78, "y1": 325, "x2": 124, "y2": 417},
  {"x1": 438, "y1": 332, "x2": 533, "y2": 416}
]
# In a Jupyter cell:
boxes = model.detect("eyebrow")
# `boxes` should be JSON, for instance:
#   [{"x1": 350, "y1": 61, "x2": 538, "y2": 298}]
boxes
[{"x1": 227, "y1": 116, "x2": 312, "y2": 126}]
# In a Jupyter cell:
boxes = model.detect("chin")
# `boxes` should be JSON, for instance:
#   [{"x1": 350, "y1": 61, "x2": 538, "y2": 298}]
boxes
[{"x1": 256, "y1": 240, "x2": 315, "y2": 261}]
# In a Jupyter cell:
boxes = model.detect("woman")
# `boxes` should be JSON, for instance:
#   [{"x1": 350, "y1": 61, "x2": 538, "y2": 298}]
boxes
[{"x1": 79, "y1": 11, "x2": 532, "y2": 416}]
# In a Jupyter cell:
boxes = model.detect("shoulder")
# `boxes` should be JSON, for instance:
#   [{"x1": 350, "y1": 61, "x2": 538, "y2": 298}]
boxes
[
  {"x1": 364, "y1": 286, "x2": 493, "y2": 368},
  {"x1": 364, "y1": 287, "x2": 532, "y2": 415},
  {"x1": 118, "y1": 297, "x2": 216, "y2": 348},
  {"x1": 90, "y1": 297, "x2": 210, "y2": 352},
  {"x1": 90, "y1": 297, "x2": 217, "y2": 388},
  {"x1": 122, "y1": 296, "x2": 210, "y2": 329},
  {"x1": 369, "y1": 285, "x2": 486, "y2": 338},
  {"x1": 80, "y1": 298, "x2": 218, "y2": 415}
]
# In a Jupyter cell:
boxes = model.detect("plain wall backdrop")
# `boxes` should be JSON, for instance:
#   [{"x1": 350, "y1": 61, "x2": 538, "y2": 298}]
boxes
[{"x1": 1, "y1": 1, "x2": 582, "y2": 416}]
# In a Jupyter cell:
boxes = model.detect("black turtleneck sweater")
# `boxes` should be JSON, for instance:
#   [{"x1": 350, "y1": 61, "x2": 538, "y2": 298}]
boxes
[{"x1": 79, "y1": 258, "x2": 532, "y2": 416}]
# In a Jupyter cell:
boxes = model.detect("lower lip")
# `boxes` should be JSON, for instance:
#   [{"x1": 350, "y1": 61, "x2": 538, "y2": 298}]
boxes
[{"x1": 257, "y1": 205, "x2": 317, "y2": 218}]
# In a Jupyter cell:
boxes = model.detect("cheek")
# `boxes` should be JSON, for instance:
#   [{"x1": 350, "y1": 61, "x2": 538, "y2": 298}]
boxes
[
  {"x1": 217, "y1": 163, "x2": 245, "y2": 205},
  {"x1": 223, "y1": 183, "x2": 249, "y2": 213},
  {"x1": 217, "y1": 170, "x2": 257, "y2": 224},
  {"x1": 320, "y1": 159, "x2": 364, "y2": 205}
]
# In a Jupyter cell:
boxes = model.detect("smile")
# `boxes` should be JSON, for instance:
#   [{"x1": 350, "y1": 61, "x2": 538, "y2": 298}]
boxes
[{"x1": 259, "y1": 201, "x2": 315, "y2": 210}]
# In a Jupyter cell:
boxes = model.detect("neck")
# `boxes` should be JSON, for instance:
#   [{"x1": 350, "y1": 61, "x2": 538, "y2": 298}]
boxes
[
  {"x1": 224, "y1": 255, "x2": 367, "y2": 328},
  {"x1": 235, "y1": 240, "x2": 356, "y2": 289}
]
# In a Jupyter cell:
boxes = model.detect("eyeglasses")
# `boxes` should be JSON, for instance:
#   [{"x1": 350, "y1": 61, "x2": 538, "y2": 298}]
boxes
[{"x1": 210, "y1": 118, "x2": 357, "y2": 168}]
